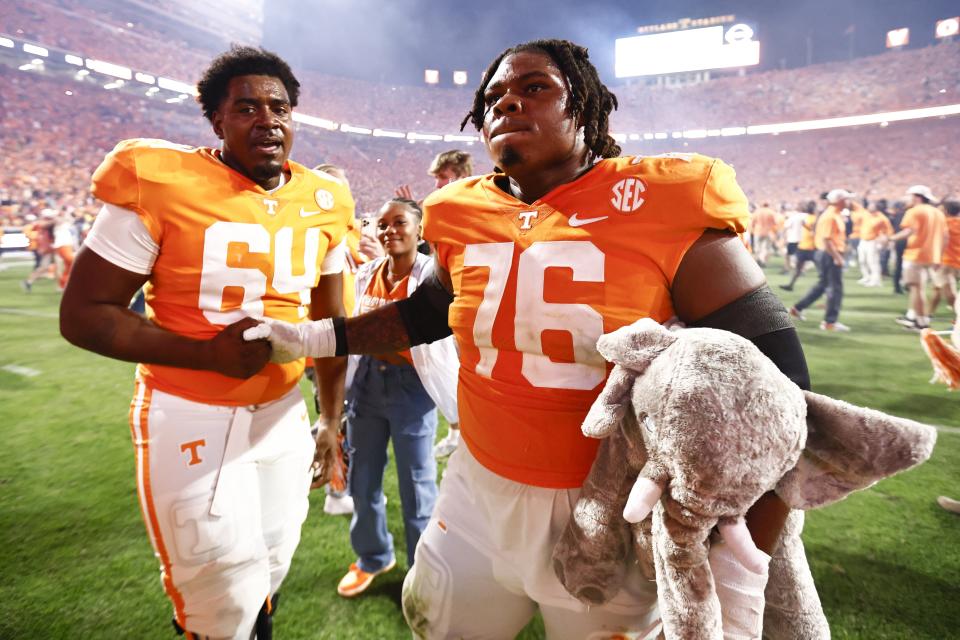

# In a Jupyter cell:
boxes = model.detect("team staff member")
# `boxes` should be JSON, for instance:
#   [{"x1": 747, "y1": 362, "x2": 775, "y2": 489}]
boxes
[
  {"x1": 790, "y1": 189, "x2": 858, "y2": 332},
  {"x1": 892, "y1": 185, "x2": 949, "y2": 331},
  {"x1": 60, "y1": 47, "x2": 352, "y2": 639},
  {"x1": 250, "y1": 39, "x2": 808, "y2": 638}
]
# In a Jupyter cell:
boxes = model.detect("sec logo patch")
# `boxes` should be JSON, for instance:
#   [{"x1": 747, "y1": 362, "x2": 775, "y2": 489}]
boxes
[
  {"x1": 315, "y1": 189, "x2": 335, "y2": 210},
  {"x1": 610, "y1": 178, "x2": 646, "y2": 213}
]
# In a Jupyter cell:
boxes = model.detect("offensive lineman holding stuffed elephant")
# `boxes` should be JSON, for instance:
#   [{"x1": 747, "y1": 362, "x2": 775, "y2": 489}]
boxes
[{"x1": 245, "y1": 39, "x2": 931, "y2": 639}]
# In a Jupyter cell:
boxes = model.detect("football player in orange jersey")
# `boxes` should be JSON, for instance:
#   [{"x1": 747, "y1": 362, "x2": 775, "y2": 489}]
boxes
[
  {"x1": 249, "y1": 39, "x2": 809, "y2": 638},
  {"x1": 60, "y1": 47, "x2": 352, "y2": 640}
]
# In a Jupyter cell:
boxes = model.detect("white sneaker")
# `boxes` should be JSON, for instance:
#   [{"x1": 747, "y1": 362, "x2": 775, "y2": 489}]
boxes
[
  {"x1": 324, "y1": 493, "x2": 355, "y2": 516},
  {"x1": 820, "y1": 321, "x2": 851, "y2": 332},
  {"x1": 938, "y1": 496, "x2": 960, "y2": 515},
  {"x1": 434, "y1": 430, "x2": 460, "y2": 459}
]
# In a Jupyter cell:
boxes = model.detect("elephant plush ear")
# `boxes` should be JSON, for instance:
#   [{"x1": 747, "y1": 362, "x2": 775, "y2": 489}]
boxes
[
  {"x1": 596, "y1": 317, "x2": 679, "y2": 374},
  {"x1": 776, "y1": 391, "x2": 937, "y2": 509},
  {"x1": 582, "y1": 364, "x2": 637, "y2": 439}
]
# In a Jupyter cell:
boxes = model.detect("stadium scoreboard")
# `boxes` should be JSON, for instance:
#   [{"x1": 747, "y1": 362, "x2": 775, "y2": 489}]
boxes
[{"x1": 615, "y1": 16, "x2": 760, "y2": 78}]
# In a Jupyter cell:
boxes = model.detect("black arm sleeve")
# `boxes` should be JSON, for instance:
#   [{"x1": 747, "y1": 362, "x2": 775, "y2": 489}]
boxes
[
  {"x1": 690, "y1": 285, "x2": 811, "y2": 391},
  {"x1": 395, "y1": 270, "x2": 454, "y2": 346}
]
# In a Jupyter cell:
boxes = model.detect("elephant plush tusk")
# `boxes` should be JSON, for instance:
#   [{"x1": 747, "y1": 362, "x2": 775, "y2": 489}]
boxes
[
  {"x1": 718, "y1": 518, "x2": 770, "y2": 575},
  {"x1": 623, "y1": 477, "x2": 663, "y2": 523}
]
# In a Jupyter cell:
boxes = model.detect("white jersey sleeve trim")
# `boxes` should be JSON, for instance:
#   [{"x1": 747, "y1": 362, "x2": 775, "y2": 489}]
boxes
[
  {"x1": 84, "y1": 204, "x2": 159, "y2": 275},
  {"x1": 320, "y1": 238, "x2": 347, "y2": 275}
]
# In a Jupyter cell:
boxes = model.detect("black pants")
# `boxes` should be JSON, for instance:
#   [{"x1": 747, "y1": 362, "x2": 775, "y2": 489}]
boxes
[{"x1": 795, "y1": 251, "x2": 843, "y2": 323}]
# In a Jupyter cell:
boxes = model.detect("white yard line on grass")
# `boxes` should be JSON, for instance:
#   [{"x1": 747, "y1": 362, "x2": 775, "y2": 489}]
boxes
[
  {"x1": 936, "y1": 424, "x2": 960, "y2": 436},
  {"x1": 0, "y1": 307, "x2": 58, "y2": 318},
  {"x1": 2, "y1": 364, "x2": 41, "y2": 377}
]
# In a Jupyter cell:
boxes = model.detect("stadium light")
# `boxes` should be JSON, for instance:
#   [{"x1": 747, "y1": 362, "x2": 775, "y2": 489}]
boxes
[
  {"x1": 707, "y1": 129, "x2": 722, "y2": 136},
  {"x1": 720, "y1": 127, "x2": 747, "y2": 136},
  {"x1": 628, "y1": 133, "x2": 640, "y2": 140},
  {"x1": 76, "y1": 69, "x2": 89, "y2": 77},
  {"x1": 0, "y1": 37, "x2": 14, "y2": 48},
  {"x1": 158, "y1": 77, "x2": 197, "y2": 95},
  {"x1": 86, "y1": 58, "x2": 132, "y2": 80},
  {"x1": 611, "y1": 133, "x2": 627, "y2": 142},
  {"x1": 340, "y1": 124, "x2": 373, "y2": 135},
  {"x1": 373, "y1": 128, "x2": 406, "y2": 138},
  {"x1": 64, "y1": 54, "x2": 83, "y2": 66},
  {"x1": 103, "y1": 80, "x2": 124, "y2": 90},
  {"x1": 683, "y1": 129, "x2": 708, "y2": 139},
  {"x1": 135, "y1": 72, "x2": 156, "y2": 84},
  {"x1": 443, "y1": 134, "x2": 479, "y2": 142},
  {"x1": 886, "y1": 28, "x2": 909, "y2": 48},
  {"x1": 453, "y1": 70, "x2": 468, "y2": 85},
  {"x1": 292, "y1": 112, "x2": 338, "y2": 130},
  {"x1": 936, "y1": 17, "x2": 959, "y2": 38},
  {"x1": 654, "y1": 132, "x2": 668, "y2": 139},
  {"x1": 407, "y1": 132, "x2": 443, "y2": 141},
  {"x1": 746, "y1": 103, "x2": 960, "y2": 135},
  {"x1": 424, "y1": 69, "x2": 439, "y2": 85},
  {"x1": 643, "y1": 133, "x2": 655, "y2": 140},
  {"x1": 23, "y1": 43, "x2": 48, "y2": 57}
]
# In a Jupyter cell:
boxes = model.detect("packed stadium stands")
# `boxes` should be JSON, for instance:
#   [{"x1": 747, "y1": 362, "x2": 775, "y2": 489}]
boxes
[{"x1": 1, "y1": 4, "x2": 958, "y2": 224}]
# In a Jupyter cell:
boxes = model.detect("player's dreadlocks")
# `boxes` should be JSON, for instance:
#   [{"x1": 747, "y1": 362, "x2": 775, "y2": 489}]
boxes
[
  {"x1": 197, "y1": 45, "x2": 301, "y2": 122},
  {"x1": 460, "y1": 39, "x2": 620, "y2": 159}
]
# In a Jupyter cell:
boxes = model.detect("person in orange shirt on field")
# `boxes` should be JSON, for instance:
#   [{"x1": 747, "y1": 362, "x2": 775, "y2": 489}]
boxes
[
  {"x1": 930, "y1": 199, "x2": 960, "y2": 319},
  {"x1": 892, "y1": 185, "x2": 949, "y2": 331},
  {"x1": 59, "y1": 47, "x2": 352, "y2": 639},
  {"x1": 250, "y1": 39, "x2": 809, "y2": 639},
  {"x1": 789, "y1": 189, "x2": 860, "y2": 331},
  {"x1": 749, "y1": 201, "x2": 778, "y2": 267},
  {"x1": 858, "y1": 200, "x2": 895, "y2": 287}
]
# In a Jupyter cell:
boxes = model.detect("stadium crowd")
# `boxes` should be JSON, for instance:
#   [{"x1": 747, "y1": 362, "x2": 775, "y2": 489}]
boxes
[{"x1": 3, "y1": 2, "x2": 959, "y2": 133}]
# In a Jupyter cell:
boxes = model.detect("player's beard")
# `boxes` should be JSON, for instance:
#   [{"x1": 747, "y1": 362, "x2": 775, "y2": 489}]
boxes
[
  {"x1": 253, "y1": 159, "x2": 283, "y2": 184},
  {"x1": 498, "y1": 145, "x2": 523, "y2": 168}
]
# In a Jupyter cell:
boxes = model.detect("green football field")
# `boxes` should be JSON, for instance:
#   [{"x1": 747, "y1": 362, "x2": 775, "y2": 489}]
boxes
[{"x1": 0, "y1": 257, "x2": 957, "y2": 639}]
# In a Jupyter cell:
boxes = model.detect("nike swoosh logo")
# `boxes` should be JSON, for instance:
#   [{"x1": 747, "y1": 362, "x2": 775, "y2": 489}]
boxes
[
  {"x1": 568, "y1": 213, "x2": 609, "y2": 227},
  {"x1": 300, "y1": 208, "x2": 323, "y2": 217}
]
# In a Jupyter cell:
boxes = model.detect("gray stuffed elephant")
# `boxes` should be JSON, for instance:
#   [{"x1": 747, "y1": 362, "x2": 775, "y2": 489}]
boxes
[{"x1": 552, "y1": 318, "x2": 937, "y2": 640}]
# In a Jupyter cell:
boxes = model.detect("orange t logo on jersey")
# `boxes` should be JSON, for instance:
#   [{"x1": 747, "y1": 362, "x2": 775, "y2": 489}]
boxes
[{"x1": 180, "y1": 439, "x2": 207, "y2": 466}]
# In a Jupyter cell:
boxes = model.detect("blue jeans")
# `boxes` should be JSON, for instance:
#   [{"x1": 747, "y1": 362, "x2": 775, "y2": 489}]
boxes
[
  {"x1": 346, "y1": 356, "x2": 438, "y2": 572},
  {"x1": 795, "y1": 251, "x2": 844, "y2": 323}
]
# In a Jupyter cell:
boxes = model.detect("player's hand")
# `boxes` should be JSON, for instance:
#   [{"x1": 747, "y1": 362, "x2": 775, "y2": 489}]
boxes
[
  {"x1": 243, "y1": 317, "x2": 307, "y2": 363},
  {"x1": 242, "y1": 317, "x2": 338, "y2": 362},
  {"x1": 833, "y1": 255, "x2": 844, "y2": 267},
  {"x1": 311, "y1": 418, "x2": 339, "y2": 489},
  {"x1": 206, "y1": 317, "x2": 271, "y2": 378},
  {"x1": 358, "y1": 234, "x2": 385, "y2": 260},
  {"x1": 395, "y1": 184, "x2": 414, "y2": 200}
]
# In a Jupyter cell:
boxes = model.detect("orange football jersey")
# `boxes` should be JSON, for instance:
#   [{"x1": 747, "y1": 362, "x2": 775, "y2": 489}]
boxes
[
  {"x1": 91, "y1": 138, "x2": 354, "y2": 405},
  {"x1": 423, "y1": 153, "x2": 749, "y2": 488}
]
